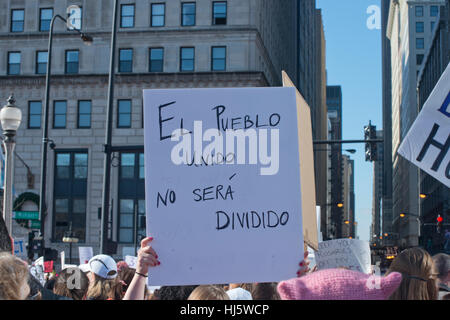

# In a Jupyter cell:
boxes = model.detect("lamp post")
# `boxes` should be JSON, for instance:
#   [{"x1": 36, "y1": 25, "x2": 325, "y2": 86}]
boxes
[
  {"x1": 1, "y1": 95, "x2": 22, "y2": 236},
  {"x1": 39, "y1": 14, "x2": 93, "y2": 247}
]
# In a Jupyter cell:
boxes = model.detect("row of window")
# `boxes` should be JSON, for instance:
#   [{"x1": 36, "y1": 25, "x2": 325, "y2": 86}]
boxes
[
  {"x1": 415, "y1": 5, "x2": 439, "y2": 18},
  {"x1": 53, "y1": 150, "x2": 145, "y2": 243},
  {"x1": 415, "y1": 21, "x2": 436, "y2": 33},
  {"x1": 6, "y1": 46, "x2": 227, "y2": 75},
  {"x1": 9, "y1": 2, "x2": 227, "y2": 33},
  {"x1": 28, "y1": 100, "x2": 134, "y2": 129}
]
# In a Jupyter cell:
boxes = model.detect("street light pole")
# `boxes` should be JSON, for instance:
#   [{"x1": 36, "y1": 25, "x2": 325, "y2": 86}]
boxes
[
  {"x1": 39, "y1": 14, "x2": 93, "y2": 247},
  {"x1": 1, "y1": 96, "x2": 22, "y2": 236}
]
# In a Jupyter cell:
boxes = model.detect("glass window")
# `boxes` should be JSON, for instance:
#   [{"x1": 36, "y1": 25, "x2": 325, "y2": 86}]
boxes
[
  {"x1": 40, "y1": 8, "x2": 53, "y2": 31},
  {"x1": 36, "y1": 51, "x2": 48, "y2": 74},
  {"x1": 211, "y1": 46, "x2": 226, "y2": 71},
  {"x1": 149, "y1": 48, "x2": 164, "y2": 72},
  {"x1": 430, "y1": 6, "x2": 438, "y2": 17},
  {"x1": 182, "y1": 2, "x2": 196, "y2": 26},
  {"x1": 119, "y1": 49, "x2": 133, "y2": 72},
  {"x1": 121, "y1": 153, "x2": 135, "y2": 178},
  {"x1": 431, "y1": 21, "x2": 435, "y2": 31},
  {"x1": 139, "y1": 153, "x2": 145, "y2": 179},
  {"x1": 11, "y1": 9, "x2": 24, "y2": 32},
  {"x1": 416, "y1": 38, "x2": 424, "y2": 49},
  {"x1": 28, "y1": 101, "x2": 42, "y2": 129},
  {"x1": 56, "y1": 153, "x2": 70, "y2": 179},
  {"x1": 180, "y1": 47, "x2": 194, "y2": 71},
  {"x1": 53, "y1": 101, "x2": 67, "y2": 128},
  {"x1": 417, "y1": 54, "x2": 424, "y2": 65},
  {"x1": 118, "y1": 100, "x2": 132, "y2": 128},
  {"x1": 416, "y1": 22, "x2": 424, "y2": 33},
  {"x1": 121, "y1": 4, "x2": 135, "y2": 28},
  {"x1": 74, "y1": 153, "x2": 88, "y2": 179},
  {"x1": 67, "y1": 6, "x2": 82, "y2": 30},
  {"x1": 213, "y1": 2, "x2": 227, "y2": 25},
  {"x1": 8, "y1": 52, "x2": 21, "y2": 75},
  {"x1": 415, "y1": 6, "x2": 423, "y2": 17},
  {"x1": 65, "y1": 50, "x2": 79, "y2": 74},
  {"x1": 151, "y1": 3, "x2": 165, "y2": 27},
  {"x1": 78, "y1": 100, "x2": 91, "y2": 128}
]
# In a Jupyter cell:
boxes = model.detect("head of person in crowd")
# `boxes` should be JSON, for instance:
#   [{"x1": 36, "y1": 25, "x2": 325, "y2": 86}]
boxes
[
  {"x1": 226, "y1": 287, "x2": 252, "y2": 300},
  {"x1": 0, "y1": 252, "x2": 30, "y2": 300},
  {"x1": 277, "y1": 268, "x2": 402, "y2": 300},
  {"x1": 152, "y1": 285, "x2": 198, "y2": 300},
  {"x1": 251, "y1": 282, "x2": 280, "y2": 300},
  {"x1": 53, "y1": 267, "x2": 89, "y2": 300},
  {"x1": 85, "y1": 254, "x2": 122, "y2": 300},
  {"x1": 117, "y1": 265, "x2": 149, "y2": 299},
  {"x1": 432, "y1": 253, "x2": 449, "y2": 286},
  {"x1": 44, "y1": 278, "x2": 56, "y2": 291},
  {"x1": 228, "y1": 283, "x2": 253, "y2": 292},
  {"x1": 188, "y1": 285, "x2": 230, "y2": 300},
  {"x1": 386, "y1": 247, "x2": 438, "y2": 300}
]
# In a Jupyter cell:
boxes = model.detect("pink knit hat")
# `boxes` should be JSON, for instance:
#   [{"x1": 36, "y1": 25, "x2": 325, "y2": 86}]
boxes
[{"x1": 277, "y1": 269, "x2": 402, "y2": 300}]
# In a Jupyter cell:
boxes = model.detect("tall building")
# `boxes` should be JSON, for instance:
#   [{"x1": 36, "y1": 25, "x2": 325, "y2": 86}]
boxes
[
  {"x1": 0, "y1": 0, "x2": 300, "y2": 258},
  {"x1": 417, "y1": 0, "x2": 449, "y2": 253},
  {"x1": 326, "y1": 85, "x2": 343, "y2": 239},
  {"x1": 387, "y1": 0, "x2": 444, "y2": 247},
  {"x1": 372, "y1": 130, "x2": 384, "y2": 244},
  {"x1": 381, "y1": 0, "x2": 394, "y2": 245},
  {"x1": 342, "y1": 155, "x2": 355, "y2": 238}
]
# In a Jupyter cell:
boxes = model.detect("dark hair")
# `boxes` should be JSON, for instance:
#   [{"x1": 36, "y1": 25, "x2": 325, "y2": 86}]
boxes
[
  {"x1": 432, "y1": 253, "x2": 449, "y2": 283},
  {"x1": 117, "y1": 267, "x2": 149, "y2": 299},
  {"x1": 53, "y1": 267, "x2": 89, "y2": 300},
  {"x1": 44, "y1": 278, "x2": 56, "y2": 291},
  {"x1": 153, "y1": 286, "x2": 198, "y2": 300},
  {"x1": 251, "y1": 282, "x2": 280, "y2": 300}
]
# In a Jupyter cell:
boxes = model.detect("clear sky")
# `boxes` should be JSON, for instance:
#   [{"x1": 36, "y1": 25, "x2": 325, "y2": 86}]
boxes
[{"x1": 317, "y1": 0, "x2": 383, "y2": 242}]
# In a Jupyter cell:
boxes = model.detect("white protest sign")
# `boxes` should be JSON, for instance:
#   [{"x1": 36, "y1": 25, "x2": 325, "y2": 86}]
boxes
[
  {"x1": 125, "y1": 255, "x2": 138, "y2": 269},
  {"x1": 61, "y1": 251, "x2": 65, "y2": 270},
  {"x1": 398, "y1": 63, "x2": 450, "y2": 187},
  {"x1": 13, "y1": 237, "x2": 27, "y2": 259},
  {"x1": 30, "y1": 256, "x2": 45, "y2": 286},
  {"x1": 143, "y1": 87, "x2": 304, "y2": 286},
  {"x1": 122, "y1": 247, "x2": 136, "y2": 258},
  {"x1": 78, "y1": 247, "x2": 93, "y2": 265},
  {"x1": 315, "y1": 239, "x2": 372, "y2": 274}
]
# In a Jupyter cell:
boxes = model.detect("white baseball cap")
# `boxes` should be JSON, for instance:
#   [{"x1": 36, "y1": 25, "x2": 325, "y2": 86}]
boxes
[
  {"x1": 87, "y1": 254, "x2": 118, "y2": 279},
  {"x1": 226, "y1": 288, "x2": 253, "y2": 300}
]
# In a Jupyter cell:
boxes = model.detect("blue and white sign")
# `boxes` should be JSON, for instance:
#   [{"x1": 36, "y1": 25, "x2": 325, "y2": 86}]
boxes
[
  {"x1": 13, "y1": 237, "x2": 27, "y2": 259},
  {"x1": 398, "y1": 63, "x2": 450, "y2": 187}
]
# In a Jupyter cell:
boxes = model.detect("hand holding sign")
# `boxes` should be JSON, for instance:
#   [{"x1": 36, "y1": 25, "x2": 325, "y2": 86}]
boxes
[{"x1": 136, "y1": 237, "x2": 159, "y2": 276}]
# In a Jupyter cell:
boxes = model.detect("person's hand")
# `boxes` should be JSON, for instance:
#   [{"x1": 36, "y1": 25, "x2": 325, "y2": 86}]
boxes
[
  {"x1": 296, "y1": 251, "x2": 311, "y2": 277},
  {"x1": 136, "y1": 237, "x2": 159, "y2": 276}
]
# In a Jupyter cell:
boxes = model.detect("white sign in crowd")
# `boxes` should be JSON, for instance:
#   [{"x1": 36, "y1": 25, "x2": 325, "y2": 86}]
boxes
[{"x1": 398, "y1": 63, "x2": 450, "y2": 187}]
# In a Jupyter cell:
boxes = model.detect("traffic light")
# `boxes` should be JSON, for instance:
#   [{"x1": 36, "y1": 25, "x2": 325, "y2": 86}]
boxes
[
  {"x1": 364, "y1": 121, "x2": 377, "y2": 162},
  {"x1": 437, "y1": 215, "x2": 443, "y2": 233}
]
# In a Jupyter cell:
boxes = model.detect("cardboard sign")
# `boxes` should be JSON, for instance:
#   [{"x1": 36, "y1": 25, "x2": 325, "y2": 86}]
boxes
[
  {"x1": 125, "y1": 255, "x2": 138, "y2": 269},
  {"x1": 13, "y1": 237, "x2": 27, "y2": 259},
  {"x1": 315, "y1": 239, "x2": 372, "y2": 274},
  {"x1": 78, "y1": 247, "x2": 94, "y2": 265},
  {"x1": 398, "y1": 63, "x2": 450, "y2": 187},
  {"x1": 143, "y1": 87, "x2": 304, "y2": 286},
  {"x1": 282, "y1": 72, "x2": 318, "y2": 250}
]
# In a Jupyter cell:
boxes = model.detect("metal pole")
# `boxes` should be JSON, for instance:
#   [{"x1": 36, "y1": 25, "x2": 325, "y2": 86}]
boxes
[
  {"x1": 313, "y1": 139, "x2": 384, "y2": 145},
  {"x1": 100, "y1": 0, "x2": 119, "y2": 254},
  {"x1": 2, "y1": 132, "x2": 16, "y2": 235}
]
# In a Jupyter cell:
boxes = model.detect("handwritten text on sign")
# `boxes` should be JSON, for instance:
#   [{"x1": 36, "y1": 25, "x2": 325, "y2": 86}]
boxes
[
  {"x1": 143, "y1": 88, "x2": 304, "y2": 286},
  {"x1": 315, "y1": 239, "x2": 372, "y2": 274}
]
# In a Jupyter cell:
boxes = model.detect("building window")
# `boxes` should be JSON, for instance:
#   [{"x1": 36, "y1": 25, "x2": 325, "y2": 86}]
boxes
[
  {"x1": 430, "y1": 6, "x2": 438, "y2": 17},
  {"x1": 28, "y1": 101, "x2": 42, "y2": 129},
  {"x1": 67, "y1": 6, "x2": 82, "y2": 30},
  {"x1": 119, "y1": 49, "x2": 133, "y2": 72},
  {"x1": 65, "y1": 50, "x2": 79, "y2": 74},
  {"x1": 211, "y1": 46, "x2": 226, "y2": 71},
  {"x1": 40, "y1": 8, "x2": 53, "y2": 32},
  {"x1": 212, "y1": 2, "x2": 227, "y2": 25},
  {"x1": 78, "y1": 100, "x2": 91, "y2": 128},
  {"x1": 416, "y1": 22, "x2": 424, "y2": 33},
  {"x1": 417, "y1": 54, "x2": 424, "y2": 65},
  {"x1": 53, "y1": 151, "x2": 88, "y2": 242},
  {"x1": 180, "y1": 47, "x2": 194, "y2": 71},
  {"x1": 11, "y1": 9, "x2": 24, "y2": 32},
  {"x1": 416, "y1": 38, "x2": 424, "y2": 49},
  {"x1": 118, "y1": 100, "x2": 132, "y2": 128},
  {"x1": 181, "y1": 2, "x2": 196, "y2": 26},
  {"x1": 121, "y1": 4, "x2": 135, "y2": 28},
  {"x1": 36, "y1": 51, "x2": 48, "y2": 74},
  {"x1": 7, "y1": 52, "x2": 21, "y2": 75},
  {"x1": 53, "y1": 101, "x2": 67, "y2": 129},
  {"x1": 415, "y1": 6, "x2": 423, "y2": 17},
  {"x1": 149, "y1": 48, "x2": 164, "y2": 72},
  {"x1": 431, "y1": 21, "x2": 435, "y2": 31},
  {"x1": 151, "y1": 3, "x2": 165, "y2": 27},
  {"x1": 118, "y1": 151, "x2": 145, "y2": 243}
]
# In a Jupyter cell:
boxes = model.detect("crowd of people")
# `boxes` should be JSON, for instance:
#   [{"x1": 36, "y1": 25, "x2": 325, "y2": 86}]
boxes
[{"x1": 0, "y1": 236, "x2": 448, "y2": 300}]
